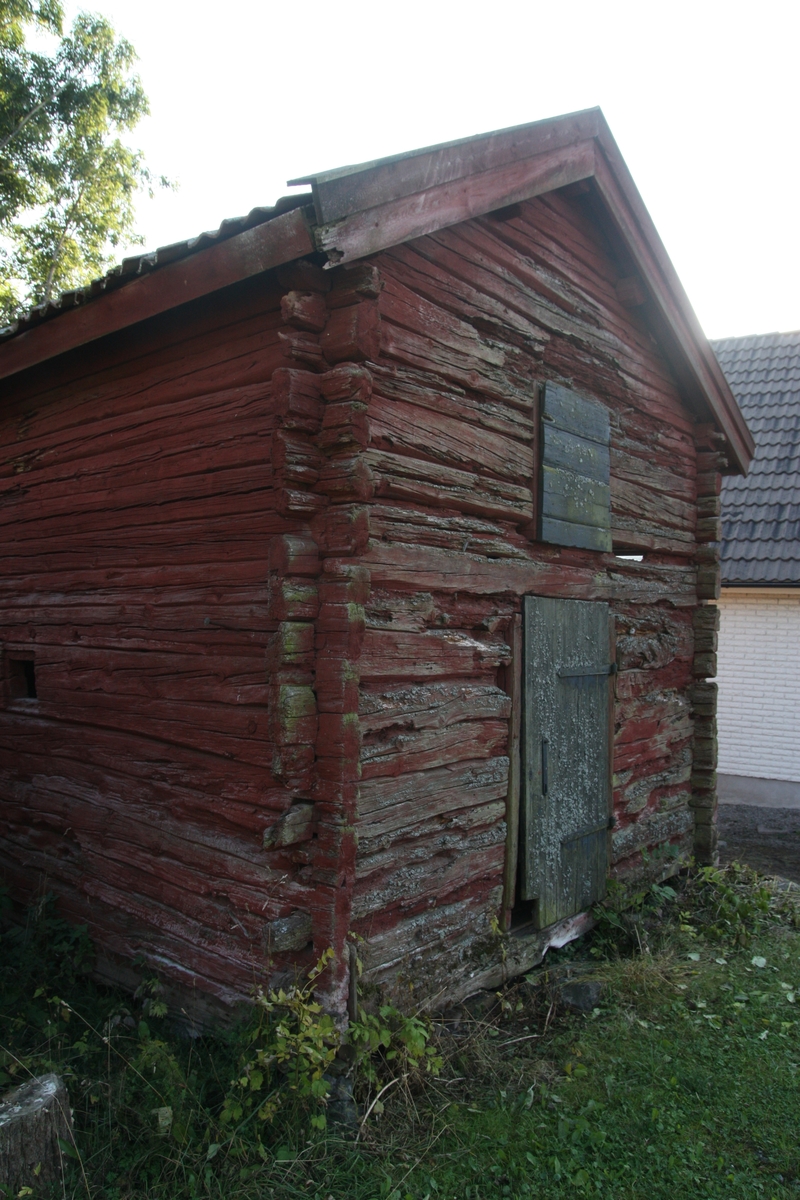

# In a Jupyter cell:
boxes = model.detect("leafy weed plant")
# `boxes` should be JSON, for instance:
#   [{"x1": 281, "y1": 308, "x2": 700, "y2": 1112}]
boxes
[{"x1": 1, "y1": 866, "x2": 798, "y2": 1199}]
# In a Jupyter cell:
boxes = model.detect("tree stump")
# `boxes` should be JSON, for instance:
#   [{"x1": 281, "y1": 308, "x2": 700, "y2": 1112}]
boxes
[{"x1": 0, "y1": 1074, "x2": 74, "y2": 1194}]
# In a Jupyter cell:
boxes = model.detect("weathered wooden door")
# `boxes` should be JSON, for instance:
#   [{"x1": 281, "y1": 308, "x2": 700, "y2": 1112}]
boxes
[{"x1": 520, "y1": 596, "x2": 611, "y2": 928}]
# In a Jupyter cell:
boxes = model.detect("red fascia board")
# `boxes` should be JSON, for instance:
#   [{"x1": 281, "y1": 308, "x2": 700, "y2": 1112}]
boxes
[
  {"x1": 315, "y1": 139, "x2": 597, "y2": 264},
  {"x1": 0, "y1": 207, "x2": 314, "y2": 384},
  {"x1": 294, "y1": 108, "x2": 603, "y2": 225}
]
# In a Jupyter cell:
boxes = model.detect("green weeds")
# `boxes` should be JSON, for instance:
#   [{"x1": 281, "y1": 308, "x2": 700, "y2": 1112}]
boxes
[{"x1": 1, "y1": 867, "x2": 799, "y2": 1199}]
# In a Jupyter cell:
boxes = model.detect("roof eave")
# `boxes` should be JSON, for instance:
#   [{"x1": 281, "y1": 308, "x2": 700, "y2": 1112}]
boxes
[{"x1": 0, "y1": 206, "x2": 314, "y2": 385}]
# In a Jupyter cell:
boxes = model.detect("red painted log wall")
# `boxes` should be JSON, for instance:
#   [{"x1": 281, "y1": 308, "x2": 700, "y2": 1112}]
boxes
[
  {"x1": 344, "y1": 190, "x2": 698, "y2": 995},
  {"x1": 0, "y1": 184, "x2": 704, "y2": 1011},
  {"x1": 0, "y1": 276, "x2": 321, "y2": 1007}
]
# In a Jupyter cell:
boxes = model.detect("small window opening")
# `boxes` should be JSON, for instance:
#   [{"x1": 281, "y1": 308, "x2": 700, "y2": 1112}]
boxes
[
  {"x1": 509, "y1": 897, "x2": 537, "y2": 933},
  {"x1": 8, "y1": 657, "x2": 37, "y2": 700},
  {"x1": 615, "y1": 554, "x2": 643, "y2": 562}
]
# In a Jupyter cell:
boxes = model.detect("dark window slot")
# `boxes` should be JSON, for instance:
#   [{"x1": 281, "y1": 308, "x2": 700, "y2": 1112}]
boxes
[{"x1": 8, "y1": 657, "x2": 37, "y2": 700}]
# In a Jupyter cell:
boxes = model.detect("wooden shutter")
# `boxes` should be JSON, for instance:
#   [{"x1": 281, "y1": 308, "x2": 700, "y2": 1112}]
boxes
[
  {"x1": 538, "y1": 382, "x2": 611, "y2": 552},
  {"x1": 520, "y1": 596, "x2": 611, "y2": 928}
]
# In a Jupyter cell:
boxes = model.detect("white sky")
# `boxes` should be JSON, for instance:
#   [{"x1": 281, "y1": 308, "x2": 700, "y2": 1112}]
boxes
[{"x1": 63, "y1": 0, "x2": 800, "y2": 339}]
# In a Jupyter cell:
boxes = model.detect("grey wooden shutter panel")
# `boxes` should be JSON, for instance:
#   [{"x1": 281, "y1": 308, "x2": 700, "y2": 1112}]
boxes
[
  {"x1": 539, "y1": 382, "x2": 611, "y2": 552},
  {"x1": 520, "y1": 596, "x2": 611, "y2": 928}
]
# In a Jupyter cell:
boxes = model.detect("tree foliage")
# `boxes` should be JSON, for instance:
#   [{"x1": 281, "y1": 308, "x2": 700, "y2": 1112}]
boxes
[{"x1": 0, "y1": 0, "x2": 164, "y2": 323}]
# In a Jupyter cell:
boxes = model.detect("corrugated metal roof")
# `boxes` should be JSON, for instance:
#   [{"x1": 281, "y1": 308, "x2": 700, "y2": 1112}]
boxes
[
  {"x1": 712, "y1": 331, "x2": 800, "y2": 586},
  {"x1": 0, "y1": 195, "x2": 311, "y2": 343}
]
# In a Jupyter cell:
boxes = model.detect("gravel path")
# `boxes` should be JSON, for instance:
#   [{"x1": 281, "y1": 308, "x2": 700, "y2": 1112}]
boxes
[{"x1": 718, "y1": 803, "x2": 800, "y2": 883}]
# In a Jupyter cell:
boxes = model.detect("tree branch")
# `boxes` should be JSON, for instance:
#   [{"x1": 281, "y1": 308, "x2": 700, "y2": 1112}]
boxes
[
  {"x1": 0, "y1": 100, "x2": 48, "y2": 155},
  {"x1": 42, "y1": 179, "x2": 88, "y2": 303}
]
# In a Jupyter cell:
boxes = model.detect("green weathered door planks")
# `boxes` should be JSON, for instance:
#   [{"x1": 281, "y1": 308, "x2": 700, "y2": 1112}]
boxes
[
  {"x1": 520, "y1": 596, "x2": 611, "y2": 928},
  {"x1": 539, "y1": 381, "x2": 612, "y2": 553}
]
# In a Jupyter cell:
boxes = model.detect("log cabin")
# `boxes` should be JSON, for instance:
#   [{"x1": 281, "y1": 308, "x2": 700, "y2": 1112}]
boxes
[{"x1": 0, "y1": 109, "x2": 753, "y2": 1019}]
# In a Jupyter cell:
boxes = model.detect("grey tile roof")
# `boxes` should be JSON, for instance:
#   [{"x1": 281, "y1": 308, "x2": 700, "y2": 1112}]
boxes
[{"x1": 712, "y1": 331, "x2": 800, "y2": 586}]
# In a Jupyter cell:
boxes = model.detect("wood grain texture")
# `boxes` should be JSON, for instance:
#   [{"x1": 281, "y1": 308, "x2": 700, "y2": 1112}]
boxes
[{"x1": 0, "y1": 274, "x2": 321, "y2": 1007}]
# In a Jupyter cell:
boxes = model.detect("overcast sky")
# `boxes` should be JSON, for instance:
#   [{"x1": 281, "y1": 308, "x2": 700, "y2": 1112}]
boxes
[{"x1": 64, "y1": 0, "x2": 800, "y2": 339}]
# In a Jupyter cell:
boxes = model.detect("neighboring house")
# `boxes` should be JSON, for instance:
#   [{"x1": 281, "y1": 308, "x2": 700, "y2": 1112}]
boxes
[
  {"x1": 712, "y1": 332, "x2": 800, "y2": 801},
  {"x1": 0, "y1": 109, "x2": 752, "y2": 1019}
]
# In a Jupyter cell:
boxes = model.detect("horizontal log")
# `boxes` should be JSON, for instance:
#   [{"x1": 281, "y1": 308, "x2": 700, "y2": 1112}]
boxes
[
  {"x1": 696, "y1": 516, "x2": 721, "y2": 544},
  {"x1": 352, "y1": 837, "x2": 505, "y2": 919},
  {"x1": 268, "y1": 534, "x2": 320, "y2": 577},
  {"x1": 356, "y1": 539, "x2": 599, "y2": 596},
  {"x1": 689, "y1": 681, "x2": 717, "y2": 717},
  {"x1": 361, "y1": 711, "x2": 508, "y2": 779},
  {"x1": 360, "y1": 680, "x2": 510, "y2": 731},
  {"x1": 1, "y1": 773, "x2": 293, "y2": 880},
  {"x1": 611, "y1": 806, "x2": 694, "y2": 863},
  {"x1": 0, "y1": 728, "x2": 292, "y2": 830},
  {"x1": 272, "y1": 429, "x2": 322, "y2": 486},
  {"x1": 696, "y1": 563, "x2": 721, "y2": 601},
  {"x1": 378, "y1": 281, "x2": 532, "y2": 407},
  {"x1": 356, "y1": 816, "x2": 504, "y2": 882},
  {"x1": 364, "y1": 448, "x2": 532, "y2": 523},
  {"x1": 277, "y1": 329, "x2": 323, "y2": 369},
  {"x1": 611, "y1": 474, "x2": 695, "y2": 533},
  {"x1": 359, "y1": 628, "x2": 509, "y2": 680},
  {"x1": 382, "y1": 238, "x2": 551, "y2": 356},
  {"x1": 281, "y1": 290, "x2": 328, "y2": 333},
  {"x1": 369, "y1": 362, "x2": 533, "y2": 437},
  {"x1": 4, "y1": 326, "x2": 291, "y2": 458},
  {"x1": 312, "y1": 503, "x2": 370, "y2": 556},
  {"x1": 271, "y1": 368, "x2": 323, "y2": 432},
  {"x1": 263, "y1": 802, "x2": 316, "y2": 850},
  {"x1": 692, "y1": 651, "x2": 717, "y2": 679},
  {"x1": 321, "y1": 300, "x2": 381, "y2": 364},
  {"x1": 357, "y1": 757, "x2": 509, "y2": 840},
  {"x1": 267, "y1": 577, "x2": 320, "y2": 622},
  {"x1": 368, "y1": 395, "x2": 532, "y2": 484}
]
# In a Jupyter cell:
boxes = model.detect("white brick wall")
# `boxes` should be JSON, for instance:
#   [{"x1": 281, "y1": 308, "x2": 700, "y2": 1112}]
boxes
[{"x1": 716, "y1": 588, "x2": 800, "y2": 782}]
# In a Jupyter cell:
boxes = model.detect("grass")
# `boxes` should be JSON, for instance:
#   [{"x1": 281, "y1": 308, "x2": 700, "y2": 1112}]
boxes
[{"x1": 1, "y1": 867, "x2": 799, "y2": 1200}]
